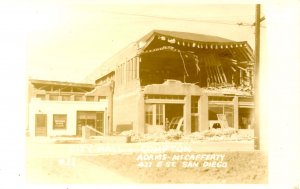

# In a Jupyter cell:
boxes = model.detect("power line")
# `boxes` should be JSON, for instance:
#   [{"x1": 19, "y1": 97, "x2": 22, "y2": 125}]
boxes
[{"x1": 98, "y1": 9, "x2": 262, "y2": 27}]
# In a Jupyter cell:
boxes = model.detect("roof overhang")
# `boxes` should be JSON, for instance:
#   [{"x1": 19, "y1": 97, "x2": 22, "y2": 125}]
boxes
[{"x1": 30, "y1": 79, "x2": 95, "y2": 89}]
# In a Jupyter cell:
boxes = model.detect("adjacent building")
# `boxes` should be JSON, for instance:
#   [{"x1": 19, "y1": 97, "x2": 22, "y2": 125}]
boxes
[{"x1": 27, "y1": 79, "x2": 109, "y2": 137}]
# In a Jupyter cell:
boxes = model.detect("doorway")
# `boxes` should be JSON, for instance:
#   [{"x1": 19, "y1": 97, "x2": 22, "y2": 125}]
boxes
[
  {"x1": 35, "y1": 114, "x2": 47, "y2": 136},
  {"x1": 238, "y1": 108, "x2": 254, "y2": 129},
  {"x1": 165, "y1": 104, "x2": 184, "y2": 130},
  {"x1": 76, "y1": 111, "x2": 104, "y2": 136}
]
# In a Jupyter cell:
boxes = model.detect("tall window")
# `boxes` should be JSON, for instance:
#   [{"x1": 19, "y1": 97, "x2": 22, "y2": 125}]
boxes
[
  {"x1": 191, "y1": 96, "x2": 199, "y2": 113},
  {"x1": 145, "y1": 104, "x2": 165, "y2": 126},
  {"x1": 145, "y1": 104, "x2": 153, "y2": 125},
  {"x1": 156, "y1": 104, "x2": 164, "y2": 125}
]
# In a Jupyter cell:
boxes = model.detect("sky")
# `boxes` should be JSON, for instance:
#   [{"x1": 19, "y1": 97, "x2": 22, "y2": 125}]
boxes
[
  {"x1": 26, "y1": 2, "x2": 266, "y2": 83},
  {"x1": 0, "y1": 1, "x2": 300, "y2": 186}
]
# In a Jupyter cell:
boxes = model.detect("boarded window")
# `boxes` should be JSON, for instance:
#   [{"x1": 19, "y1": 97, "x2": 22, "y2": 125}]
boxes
[{"x1": 53, "y1": 114, "x2": 67, "y2": 129}]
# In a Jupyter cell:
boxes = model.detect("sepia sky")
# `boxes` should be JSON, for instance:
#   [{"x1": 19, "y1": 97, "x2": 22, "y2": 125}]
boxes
[{"x1": 26, "y1": 2, "x2": 266, "y2": 83}]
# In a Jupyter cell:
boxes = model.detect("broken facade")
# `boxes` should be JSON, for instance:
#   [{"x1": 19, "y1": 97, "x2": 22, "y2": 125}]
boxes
[{"x1": 89, "y1": 30, "x2": 255, "y2": 135}]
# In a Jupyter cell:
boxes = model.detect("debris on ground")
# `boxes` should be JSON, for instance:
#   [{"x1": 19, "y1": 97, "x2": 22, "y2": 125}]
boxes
[{"x1": 119, "y1": 128, "x2": 254, "y2": 143}]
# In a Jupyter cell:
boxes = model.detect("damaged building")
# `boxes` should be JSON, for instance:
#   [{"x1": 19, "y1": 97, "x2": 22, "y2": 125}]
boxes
[
  {"x1": 87, "y1": 30, "x2": 255, "y2": 135},
  {"x1": 27, "y1": 30, "x2": 255, "y2": 137}
]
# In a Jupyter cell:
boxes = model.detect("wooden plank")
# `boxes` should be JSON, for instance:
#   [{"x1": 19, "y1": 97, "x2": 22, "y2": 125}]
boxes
[
  {"x1": 204, "y1": 66, "x2": 211, "y2": 85},
  {"x1": 213, "y1": 66, "x2": 221, "y2": 83},
  {"x1": 236, "y1": 47, "x2": 252, "y2": 62},
  {"x1": 244, "y1": 46, "x2": 255, "y2": 61},
  {"x1": 206, "y1": 56, "x2": 217, "y2": 83},
  {"x1": 212, "y1": 67, "x2": 217, "y2": 83},
  {"x1": 206, "y1": 66, "x2": 212, "y2": 83},
  {"x1": 214, "y1": 60, "x2": 223, "y2": 83},
  {"x1": 216, "y1": 66, "x2": 224, "y2": 83},
  {"x1": 208, "y1": 67, "x2": 214, "y2": 83},
  {"x1": 220, "y1": 66, "x2": 228, "y2": 83},
  {"x1": 228, "y1": 48, "x2": 242, "y2": 62},
  {"x1": 217, "y1": 114, "x2": 229, "y2": 128},
  {"x1": 203, "y1": 56, "x2": 211, "y2": 84}
]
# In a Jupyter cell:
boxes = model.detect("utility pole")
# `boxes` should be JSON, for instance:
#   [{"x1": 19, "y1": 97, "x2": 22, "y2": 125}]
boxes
[{"x1": 254, "y1": 4, "x2": 261, "y2": 150}]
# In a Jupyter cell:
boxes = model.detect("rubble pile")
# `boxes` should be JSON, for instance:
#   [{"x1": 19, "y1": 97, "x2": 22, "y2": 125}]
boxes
[
  {"x1": 119, "y1": 128, "x2": 254, "y2": 143},
  {"x1": 203, "y1": 128, "x2": 237, "y2": 137},
  {"x1": 120, "y1": 129, "x2": 183, "y2": 142},
  {"x1": 180, "y1": 132, "x2": 205, "y2": 142},
  {"x1": 119, "y1": 130, "x2": 135, "y2": 137},
  {"x1": 204, "y1": 87, "x2": 252, "y2": 96}
]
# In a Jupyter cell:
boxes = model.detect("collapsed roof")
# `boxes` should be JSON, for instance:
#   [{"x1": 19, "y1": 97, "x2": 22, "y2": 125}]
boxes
[{"x1": 87, "y1": 30, "x2": 254, "y2": 91}]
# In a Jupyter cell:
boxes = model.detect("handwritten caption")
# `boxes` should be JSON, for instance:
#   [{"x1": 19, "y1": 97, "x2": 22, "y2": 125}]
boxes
[{"x1": 136, "y1": 153, "x2": 227, "y2": 168}]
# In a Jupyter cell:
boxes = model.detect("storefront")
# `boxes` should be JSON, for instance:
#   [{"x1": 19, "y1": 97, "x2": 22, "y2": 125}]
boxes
[{"x1": 29, "y1": 98, "x2": 108, "y2": 137}]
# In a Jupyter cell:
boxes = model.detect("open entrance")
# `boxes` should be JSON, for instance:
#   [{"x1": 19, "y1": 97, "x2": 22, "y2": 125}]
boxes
[
  {"x1": 76, "y1": 111, "x2": 104, "y2": 136},
  {"x1": 238, "y1": 108, "x2": 254, "y2": 129},
  {"x1": 165, "y1": 104, "x2": 184, "y2": 131},
  {"x1": 145, "y1": 103, "x2": 184, "y2": 133},
  {"x1": 208, "y1": 104, "x2": 234, "y2": 128}
]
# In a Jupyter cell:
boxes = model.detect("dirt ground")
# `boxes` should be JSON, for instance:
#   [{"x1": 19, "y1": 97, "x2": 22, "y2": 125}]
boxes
[
  {"x1": 26, "y1": 156, "x2": 132, "y2": 184},
  {"x1": 26, "y1": 138, "x2": 267, "y2": 184},
  {"x1": 81, "y1": 151, "x2": 268, "y2": 184}
]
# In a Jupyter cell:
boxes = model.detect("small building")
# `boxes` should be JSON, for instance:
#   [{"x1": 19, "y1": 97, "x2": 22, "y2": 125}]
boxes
[
  {"x1": 27, "y1": 79, "x2": 109, "y2": 137},
  {"x1": 86, "y1": 30, "x2": 255, "y2": 135}
]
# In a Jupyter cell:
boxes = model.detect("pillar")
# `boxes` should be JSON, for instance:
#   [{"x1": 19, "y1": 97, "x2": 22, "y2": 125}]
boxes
[
  {"x1": 233, "y1": 96, "x2": 239, "y2": 130},
  {"x1": 45, "y1": 94, "x2": 50, "y2": 101},
  {"x1": 197, "y1": 97, "x2": 201, "y2": 132},
  {"x1": 137, "y1": 92, "x2": 145, "y2": 135},
  {"x1": 70, "y1": 95, "x2": 75, "y2": 101},
  {"x1": 199, "y1": 95, "x2": 208, "y2": 131},
  {"x1": 184, "y1": 95, "x2": 191, "y2": 134},
  {"x1": 108, "y1": 92, "x2": 113, "y2": 135}
]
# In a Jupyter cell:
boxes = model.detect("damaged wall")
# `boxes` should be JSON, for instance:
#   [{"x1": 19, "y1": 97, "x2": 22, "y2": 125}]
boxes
[{"x1": 139, "y1": 43, "x2": 253, "y2": 91}]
